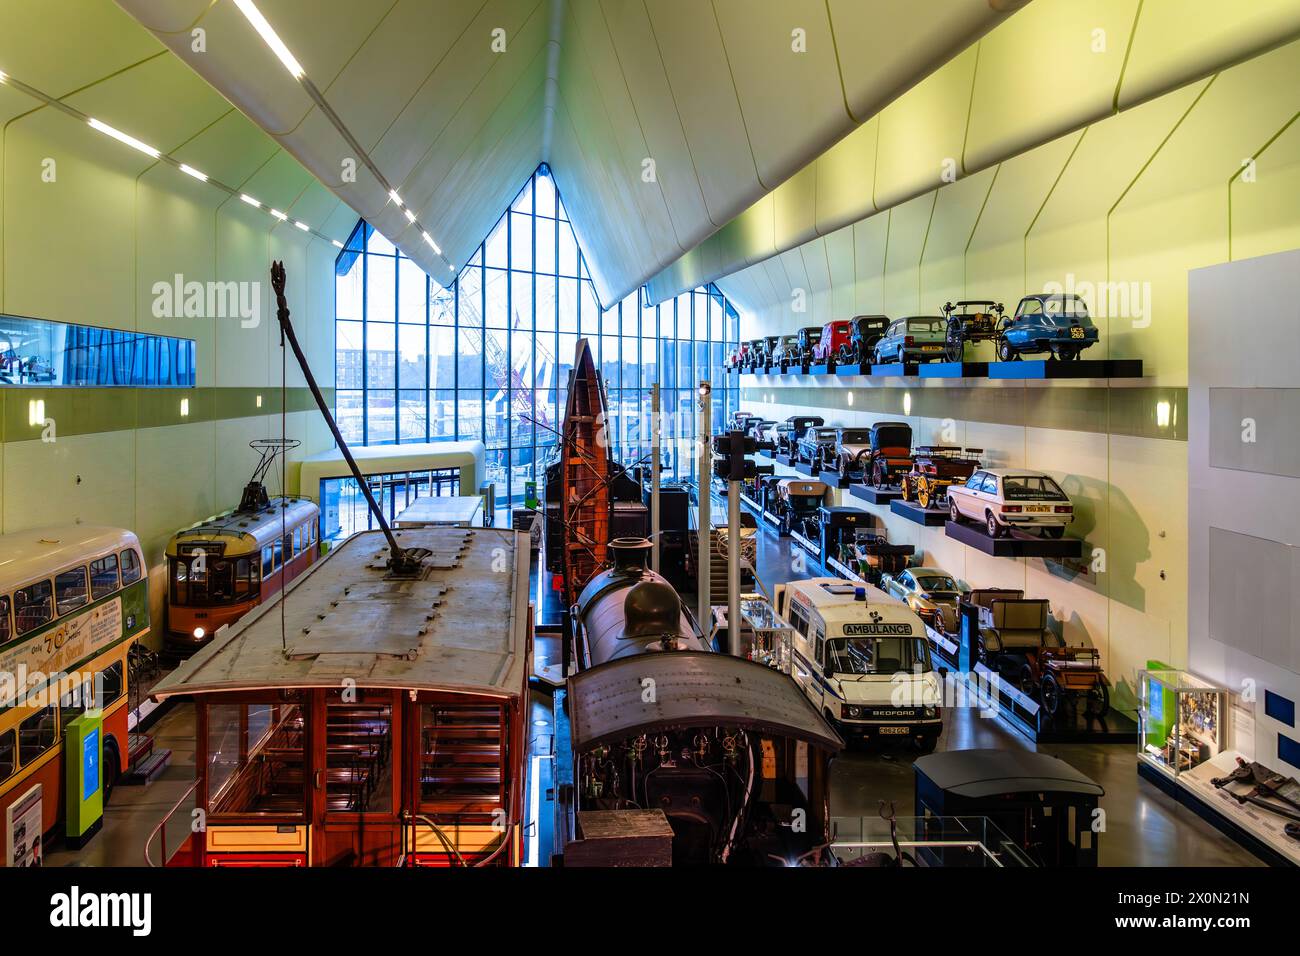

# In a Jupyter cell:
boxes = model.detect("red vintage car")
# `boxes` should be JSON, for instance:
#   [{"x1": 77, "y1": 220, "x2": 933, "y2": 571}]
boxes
[{"x1": 811, "y1": 320, "x2": 852, "y2": 367}]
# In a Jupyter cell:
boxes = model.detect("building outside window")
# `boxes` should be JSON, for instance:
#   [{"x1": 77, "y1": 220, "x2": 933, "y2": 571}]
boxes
[{"x1": 335, "y1": 165, "x2": 741, "y2": 505}]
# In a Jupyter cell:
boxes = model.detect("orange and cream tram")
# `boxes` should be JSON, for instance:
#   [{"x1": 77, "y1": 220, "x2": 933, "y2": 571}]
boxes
[
  {"x1": 148, "y1": 525, "x2": 531, "y2": 867},
  {"x1": 0, "y1": 526, "x2": 150, "y2": 857},
  {"x1": 164, "y1": 496, "x2": 319, "y2": 655}
]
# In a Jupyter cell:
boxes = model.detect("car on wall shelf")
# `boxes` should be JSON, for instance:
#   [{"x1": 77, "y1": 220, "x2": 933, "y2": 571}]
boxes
[
  {"x1": 873, "y1": 316, "x2": 949, "y2": 364},
  {"x1": 771, "y1": 333, "x2": 800, "y2": 371},
  {"x1": 832, "y1": 427, "x2": 874, "y2": 475},
  {"x1": 900, "y1": 446, "x2": 983, "y2": 509},
  {"x1": 998, "y1": 293, "x2": 1099, "y2": 362},
  {"x1": 840, "y1": 315, "x2": 891, "y2": 366},
  {"x1": 947, "y1": 467, "x2": 1074, "y2": 538},
  {"x1": 743, "y1": 338, "x2": 766, "y2": 370},
  {"x1": 941, "y1": 300, "x2": 1004, "y2": 362},
  {"x1": 880, "y1": 566, "x2": 970, "y2": 634},
  {"x1": 811, "y1": 320, "x2": 851, "y2": 368},
  {"x1": 797, "y1": 426, "x2": 840, "y2": 469},
  {"x1": 777, "y1": 415, "x2": 823, "y2": 457},
  {"x1": 864, "y1": 421, "x2": 914, "y2": 489},
  {"x1": 795, "y1": 325, "x2": 823, "y2": 367}
]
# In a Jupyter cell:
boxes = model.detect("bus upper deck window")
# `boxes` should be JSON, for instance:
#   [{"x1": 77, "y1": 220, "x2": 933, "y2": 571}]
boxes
[
  {"x1": 14, "y1": 580, "x2": 53, "y2": 636},
  {"x1": 90, "y1": 553, "x2": 120, "y2": 600},
  {"x1": 119, "y1": 548, "x2": 142, "y2": 585},
  {"x1": 0, "y1": 595, "x2": 9, "y2": 643},
  {"x1": 55, "y1": 567, "x2": 90, "y2": 616}
]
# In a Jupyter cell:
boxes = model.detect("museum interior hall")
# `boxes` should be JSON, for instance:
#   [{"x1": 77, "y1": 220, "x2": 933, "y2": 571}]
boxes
[{"x1": 2, "y1": 0, "x2": 1300, "y2": 907}]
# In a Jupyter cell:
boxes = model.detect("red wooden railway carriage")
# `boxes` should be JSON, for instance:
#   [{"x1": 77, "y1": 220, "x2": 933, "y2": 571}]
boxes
[{"x1": 148, "y1": 526, "x2": 532, "y2": 867}]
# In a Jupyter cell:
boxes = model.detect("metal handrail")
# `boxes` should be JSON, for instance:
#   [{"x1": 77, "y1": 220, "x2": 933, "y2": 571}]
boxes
[
  {"x1": 405, "y1": 813, "x2": 516, "y2": 867},
  {"x1": 144, "y1": 778, "x2": 200, "y2": 867}
]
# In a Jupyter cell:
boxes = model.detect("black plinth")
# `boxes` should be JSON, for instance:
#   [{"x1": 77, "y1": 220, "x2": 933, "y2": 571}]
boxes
[
  {"x1": 987, "y1": 358, "x2": 1144, "y2": 379},
  {"x1": 794, "y1": 460, "x2": 820, "y2": 477},
  {"x1": 891, "y1": 498, "x2": 948, "y2": 526},
  {"x1": 944, "y1": 520, "x2": 1083, "y2": 559},
  {"x1": 870, "y1": 362, "x2": 919, "y2": 377},
  {"x1": 849, "y1": 484, "x2": 901, "y2": 504},
  {"x1": 834, "y1": 362, "x2": 872, "y2": 377}
]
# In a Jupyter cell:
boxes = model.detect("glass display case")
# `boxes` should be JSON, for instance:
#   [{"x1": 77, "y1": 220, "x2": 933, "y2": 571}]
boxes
[
  {"x1": 1137, "y1": 668, "x2": 1228, "y2": 777},
  {"x1": 829, "y1": 815, "x2": 1033, "y2": 868},
  {"x1": 738, "y1": 594, "x2": 792, "y2": 673}
]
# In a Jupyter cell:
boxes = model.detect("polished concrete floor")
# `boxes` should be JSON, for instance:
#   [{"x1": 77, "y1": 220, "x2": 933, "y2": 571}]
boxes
[{"x1": 41, "y1": 516, "x2": 1262, "y2": 867}]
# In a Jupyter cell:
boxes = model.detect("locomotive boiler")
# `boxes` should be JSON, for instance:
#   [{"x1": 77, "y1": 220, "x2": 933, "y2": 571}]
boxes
[{"x1": 563, "y1": 538, "x2": 843, "y2": 866}]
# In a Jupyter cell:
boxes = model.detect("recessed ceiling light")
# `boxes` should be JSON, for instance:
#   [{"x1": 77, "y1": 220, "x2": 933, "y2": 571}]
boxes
[
  {"x1": 421, "y1": 230, "x2": 442, "y2": 255},
  {"x1": 87, "y1": 117, "x2": 159, "y2": 158},
  {"x1": 240, "y1": 194, "x2": 261, "y2": 207},
  {"x1": 404, "y1": 208, "x2": 416, "y2": 223},
  {"x1": 294, "y1": 220, "x2": 309, "y2": 231},
  {"x1": 269, "y1": 209, "x2": 288, "y2": 221},
  {"x1": 233, "y1": 0, "x2": 305, "y2": 79},
  {"x1": 331, "y1": 239, "x2": 343, "y2": 248},
  {"x1": 389, "y1": 189, "x2": 404, "y2": 207},
  {"x1": 179, "y1": 164, "x2": 208, "y2": 182}
]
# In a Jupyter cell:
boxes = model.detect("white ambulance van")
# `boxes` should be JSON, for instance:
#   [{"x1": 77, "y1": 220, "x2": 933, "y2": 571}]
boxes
[{"x1": 774, "y1": 577, "x2": 942, "y2": 751}]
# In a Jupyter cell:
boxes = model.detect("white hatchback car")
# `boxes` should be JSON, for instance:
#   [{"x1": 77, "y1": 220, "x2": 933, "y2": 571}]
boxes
[{"x1": 947, "y1": 467, "x2": 1074, "y2": 538}]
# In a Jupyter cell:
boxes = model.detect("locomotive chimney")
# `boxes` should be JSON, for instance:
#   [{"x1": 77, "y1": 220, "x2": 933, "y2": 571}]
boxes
[{"x1": 609, "y1": 536, "x2": 653, "y2": 572}]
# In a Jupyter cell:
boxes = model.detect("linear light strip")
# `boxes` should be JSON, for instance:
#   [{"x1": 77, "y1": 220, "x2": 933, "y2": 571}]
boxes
[
  {"x1": 232, "y1": 0, "x2": 454, "y2": 274},
  {"x1": 0, "y1": 66, "x2": 345, "y2": 248}
]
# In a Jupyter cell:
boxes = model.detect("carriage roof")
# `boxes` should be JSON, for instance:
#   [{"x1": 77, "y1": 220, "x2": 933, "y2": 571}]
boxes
[
  {"x1": 0, "y1": 525, "x2": 141, "y2": 592},
  {"x1": 870, "y1": 421, "x2": 912, "y2": 447},
  {"x1": 151, "y1": 526, "x2": 530, "y2": 701}
]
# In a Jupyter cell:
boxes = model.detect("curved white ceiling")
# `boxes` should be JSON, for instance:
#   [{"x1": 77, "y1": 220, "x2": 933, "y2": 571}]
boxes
[{"x1": 113, "y1": 0, "x2": 1023, "y2": 301}]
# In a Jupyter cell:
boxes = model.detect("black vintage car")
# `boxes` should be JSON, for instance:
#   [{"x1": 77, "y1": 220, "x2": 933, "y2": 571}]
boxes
[
  {"x1": 865, "y1": 421, "x2": 914, "y2": 488},
  {"x1": 755, "y1": 334, "x2": 781, "y2": 370},
  {"x1": 777, "y1": 415, "x2": 824, "y2": 457},
  {"x1": 840, "y1": 315, "x2": 891, "y2": 365},
  {"x1": 796, "y1": 426, "x2": 839, "y2": 469},
  {"x1": 795, "y1": 325, "x2": 823, "y2": 367}
]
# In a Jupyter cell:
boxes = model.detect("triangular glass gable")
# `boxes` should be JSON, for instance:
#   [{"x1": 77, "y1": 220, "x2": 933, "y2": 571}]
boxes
[{"x1": 334, "y1": 164, "x2": 740, "y2": 507}]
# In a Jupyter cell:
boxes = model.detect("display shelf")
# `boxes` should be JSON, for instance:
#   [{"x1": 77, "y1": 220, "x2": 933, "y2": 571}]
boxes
[
  {"x1": 794, "y1": 460, "x2": 820, "y2": 477},
  {"x1": 817, "y1": 466, "x2": 854, "y2": 488},
  {"x1": 870, "y1": 361, "x2": 920, "y2": 377},
  {"x1": 775, "y1": 452, "x2": 795, "y2": 467},
  {"x1": 849, "y1": 484, "x2": 901, "y2": 505},
  {"x1": 741, "y1": 358, "x2": 1145, "y2": 382},
  {"x1": 944, "y1": 520, "x2": 1083, "y2": 559},
  {"x1": 987, "y1": 358, "x2": 1143, "y2": 379},
  {"x1": 834, "y1": 362, "x2": 872, "y2": 377},
  {"x1": 920, "y1": 361, "x2": 989, "y2": 379},
  {"x1": 891, "y1": 498, "x2": 947, "y2": 526}
]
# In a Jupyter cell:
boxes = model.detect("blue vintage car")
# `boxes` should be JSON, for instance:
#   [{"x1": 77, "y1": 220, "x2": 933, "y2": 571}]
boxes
[{"x1": 998, "y1": 293, "x2": 1099, "y2": 361}]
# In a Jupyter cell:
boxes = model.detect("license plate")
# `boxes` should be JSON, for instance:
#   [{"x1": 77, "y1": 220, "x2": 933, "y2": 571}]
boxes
[
  {"x1": 877, "y1": 726, "x2": 909, "y2": 735},
  {"x1": 1027, "y1": 505, "x2": 1049, "y2": 513},
  {"x1": 923, "y1": 345, "x2": 941, "y2": 351},
  {"x1": 1070, "y1": 327, "x2": 1085, "y2": 338}
]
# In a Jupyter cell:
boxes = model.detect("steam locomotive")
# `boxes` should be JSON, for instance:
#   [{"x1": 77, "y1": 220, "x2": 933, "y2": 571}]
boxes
[{"x1": 563, "y1": 538, "x2": 843, "y2": 866}]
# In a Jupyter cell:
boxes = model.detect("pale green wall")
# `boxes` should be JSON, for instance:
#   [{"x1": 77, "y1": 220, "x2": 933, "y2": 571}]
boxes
[
  {"x1": 0, "y1": 1, "x2": 347, "y2": 643},
  {"x1": 729, "y1": 38, "x2": 1300, "y2": 704}
]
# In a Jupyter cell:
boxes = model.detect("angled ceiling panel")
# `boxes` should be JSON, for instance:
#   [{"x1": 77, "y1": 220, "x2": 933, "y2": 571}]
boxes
[
  {"x1": 827, "y1": 0, "x2": 1021, "y2": 121},
  {"x1": 649, "y1": 0, "x2": 1300, "y2": 303},
  {"x1": 712, "y1": 0, "x2": 850, "y2": 187},
  {"x1": 641, "y1": 0, "x2": 760, "y2": 225}
]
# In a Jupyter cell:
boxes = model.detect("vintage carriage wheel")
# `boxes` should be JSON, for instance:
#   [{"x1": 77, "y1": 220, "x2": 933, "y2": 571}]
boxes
[
  {"x1": 1018, "y1": 664, "x2": 1038, "y2": 698},
  {"x1": 1040, "y1": 673, "x2": 1063, "y2": 716},
  {"x1": 871, "y1": 460, "x2": 886, "y2": 489},
  {"x1": 917, "y1": 481, "x2": 932, "y2": 510},
  {"x1": 900, "y1": 475, "x2": 912, "y2": 500},
  {"x1": 1087, "y1": 683, "x2": 1110, "y2": 718},
  {"x1": 945, "y1": 320, "x2": 964, "y2": 362}
]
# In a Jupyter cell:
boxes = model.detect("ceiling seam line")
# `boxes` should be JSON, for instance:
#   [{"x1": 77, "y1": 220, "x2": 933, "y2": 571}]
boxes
[{"x1": 707, "y1": 0, "x2": 764, "y2": 189}]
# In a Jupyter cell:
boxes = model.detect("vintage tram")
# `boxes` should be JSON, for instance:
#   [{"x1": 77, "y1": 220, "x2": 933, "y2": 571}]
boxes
[
  {"x1": 165, "y1": 496, "x2": 319, "y2": 656},
  {"x1": 147, "y1": 525, "x2": 531, "y2": 867}
]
